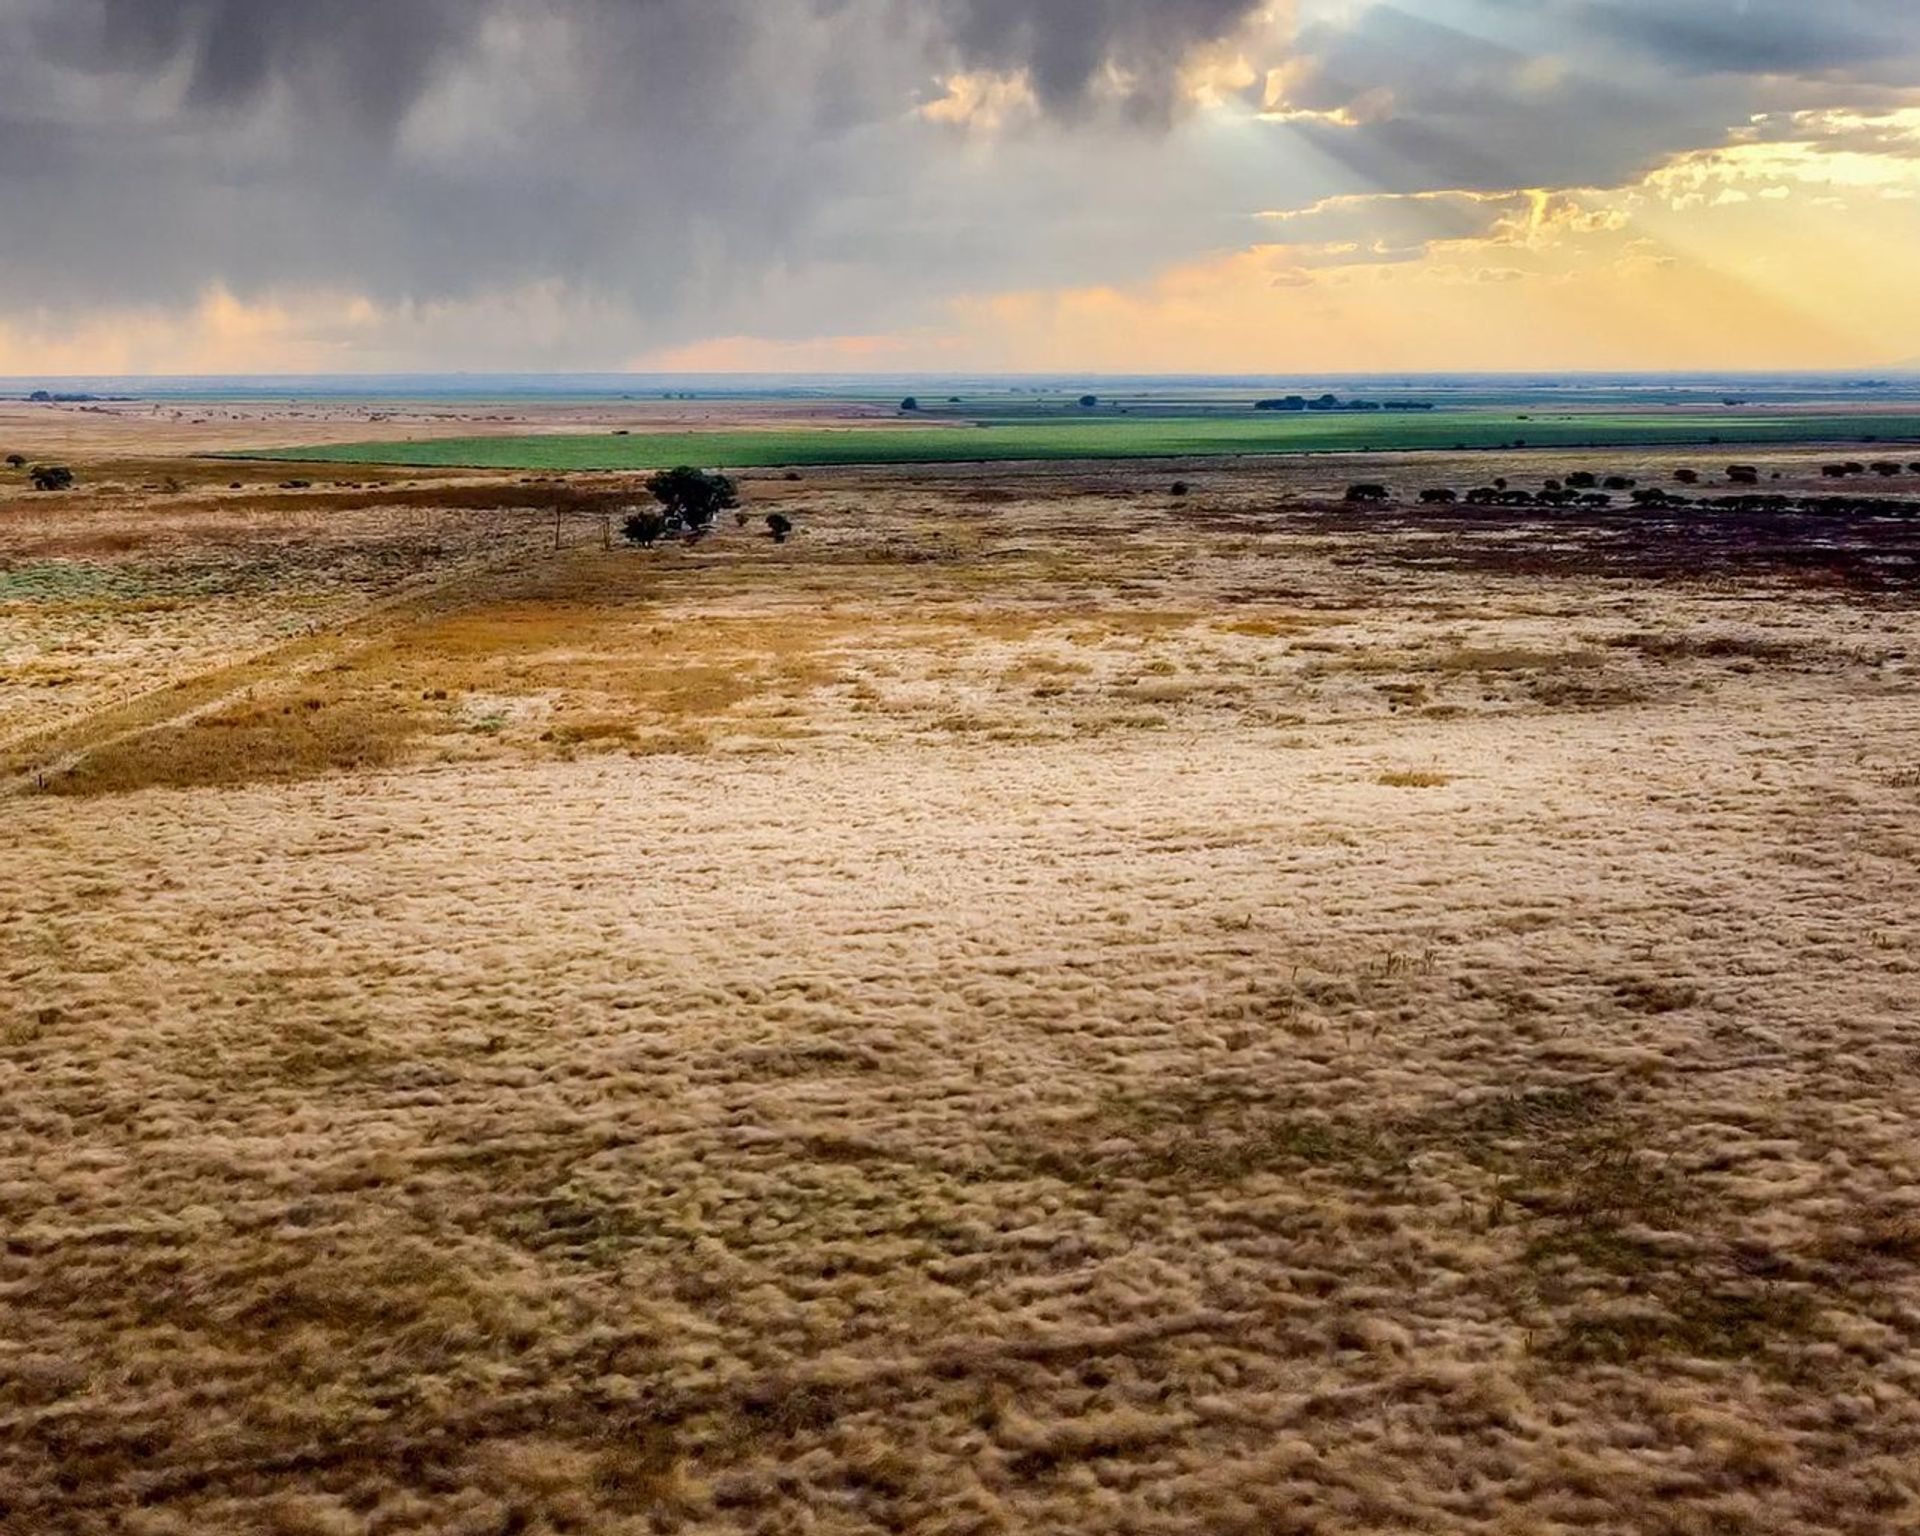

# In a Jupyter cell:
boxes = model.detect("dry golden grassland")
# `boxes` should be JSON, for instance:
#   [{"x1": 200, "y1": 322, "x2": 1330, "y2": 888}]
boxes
[{"x1": 3, "y1": 446, "x2": 1920, "y2": 1534}]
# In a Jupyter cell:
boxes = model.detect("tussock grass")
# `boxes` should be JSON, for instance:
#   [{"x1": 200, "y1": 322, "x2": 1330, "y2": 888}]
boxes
[{"x1": 7, "y1": 453, "x2": 1920, "y2": 1531}]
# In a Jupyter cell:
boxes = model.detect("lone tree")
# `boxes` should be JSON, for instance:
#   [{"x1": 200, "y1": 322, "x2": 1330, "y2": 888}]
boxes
[
  {"x1": 1078, "y1": 394, "x2": 1099, "y2": 409},
  {"x1": 899, "y1": 396, "x2": 919, "y2": 412},
  {"x1": 765, "y1": 512, "x2": 793, "y2": 544},
  {"x1": 29, "y1": 465, "x2": 73, "y2": 492},
  {"x1": 644, "y1": 466, "x2": 738, "y2": 533},
  {"x1": 4, "y1": 453, "x2": 24, "y2": 469}
]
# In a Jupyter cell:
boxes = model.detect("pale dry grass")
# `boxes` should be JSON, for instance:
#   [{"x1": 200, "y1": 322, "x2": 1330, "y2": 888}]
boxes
[{"x1": 3, "y1": 456, "x2": 1919, "y2": 1532}]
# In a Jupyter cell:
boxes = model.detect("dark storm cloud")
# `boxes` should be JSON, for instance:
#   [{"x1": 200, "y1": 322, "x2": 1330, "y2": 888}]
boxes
[
  {"x1": 0, "y1": 0, "x2": 1268, "y2": 348},
  {"x1": 30, "y1": 0, "x2": 473, "y2": 123},
  {"x1": 20, "y1": 0, "x2": 1265, "y2": 127},
  {"x1": 930, "y1": 0, "x2": 1261, "y2": 116}
]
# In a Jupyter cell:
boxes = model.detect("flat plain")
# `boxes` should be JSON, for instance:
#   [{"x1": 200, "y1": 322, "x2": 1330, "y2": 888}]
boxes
[
  {"x1": 4, "y1": 406, "x2": 1920, "y2": 1534},
  {"x1": 231, "y1": 410, "x2": 1920, "y2": 471}
]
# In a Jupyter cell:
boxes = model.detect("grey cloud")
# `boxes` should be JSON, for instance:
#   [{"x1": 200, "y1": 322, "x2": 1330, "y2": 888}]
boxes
[
  {"x1": 1264, "y1": 1, "x2": 1915, "y2": 199},
  {"x1": 1560, "y1": 0, "x2": 1920, "y2": 80},
  {"x1": 0, "y1": 0, "x2": 1912, "y2": 366}
]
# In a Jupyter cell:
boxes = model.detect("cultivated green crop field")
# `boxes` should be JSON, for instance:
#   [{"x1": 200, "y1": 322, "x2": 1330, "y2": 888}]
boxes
[{"x1": 228, "y1": 412, "x2": 1920, "y2": 471}]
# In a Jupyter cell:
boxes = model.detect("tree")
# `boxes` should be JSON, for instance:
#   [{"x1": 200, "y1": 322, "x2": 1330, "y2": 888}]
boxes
[
  {"x1": 4, "y1": 453, "x2": 24, "y2": 469},
  {"x1": 1344, "y1": 483, "x2": 1390, "y2": 503},
  {"x1": 1169, "y1": 481, "x2": 1190, "y2": 497},
  {"x1": 899, "y1": 397, "x2": 919, "y2": 412},
  {"x1": 1726, "y1": 465, "x2": 1760, "y2": 485},
  {"x1": 1419, "y1": 488, "x2": 1457, "y2": 504},
  {"x1": 29, "y1": 465, "x2": 73, "y2": 492},
  {"x1": 1672, "y1": 469, "x2": 1698, "y2": 485},
  {"x1": 1078, "y1": 394, "x2": 1099, "y2": 409},
  {"x1": 644, "y1": 466, "x2": 738, "y2": 532},
  {"x1": 765, "y1": 513, "x2": 793, "y2": 544}
]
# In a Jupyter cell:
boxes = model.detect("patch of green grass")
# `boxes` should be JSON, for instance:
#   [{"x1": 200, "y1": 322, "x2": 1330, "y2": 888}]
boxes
[{"x1": 221, "y1": 412, "x2": 1920, "y2": 471}]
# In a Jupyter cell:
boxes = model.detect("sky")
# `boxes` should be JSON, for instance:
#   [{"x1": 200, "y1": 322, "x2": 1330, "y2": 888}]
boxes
[{"x1": 1, "y1": 0, "x2": 1917, "y2": 375}]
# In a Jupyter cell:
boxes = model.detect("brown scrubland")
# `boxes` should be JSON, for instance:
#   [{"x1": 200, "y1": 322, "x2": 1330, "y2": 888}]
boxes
[{"x1": 3, "y1": 425, "x2": 1919, "y2": 1533}]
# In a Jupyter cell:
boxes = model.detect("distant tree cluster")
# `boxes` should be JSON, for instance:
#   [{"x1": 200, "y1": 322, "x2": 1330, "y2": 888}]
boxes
[
  {"x1": 1819, "y1": 460, "x2": 1920, "y2": 478},
  {"x1": 1257, "y1": 395, "x2": 1433, "y2": 413}
]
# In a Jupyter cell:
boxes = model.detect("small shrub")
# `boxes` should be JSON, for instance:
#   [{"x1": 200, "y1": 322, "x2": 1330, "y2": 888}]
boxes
[
  {"x1": 899, "y1": 396, "x2": 919, "y2": 412},
  {"x1": 1378, "y1": 770, "x2": 1452, "y2": 788},
  {"x1": 622, "y1": 509, "x2": 669, "y2": 547},
  {"x1": 1169, "y1": 481, "x2": 1190, "y2": 497},
  {"x1": 1870, "y1": 461, "x2": 1903, "y2": 477},
  {"x1": 1344, "y1": 483, "x2": 1390, "y2": 503},
  {"x1": 1419, "y1": 488, "x2": 1457, "y2": 504},
  {"x1": 4, "y1": 453, "x2": 24, "y2": 469},
  {"x1": 766, "y1": 513, "x2": 794, "y2": 543},
  {"x1": 29, "y1": 464, "x2": 74, "y2": 492},
  {"x1": 1672, "y1": 469, "x2": 1698, "y2": 485},
  {"x1": 1726, "y1": 465, "x2": 1760, "y2": 485}
]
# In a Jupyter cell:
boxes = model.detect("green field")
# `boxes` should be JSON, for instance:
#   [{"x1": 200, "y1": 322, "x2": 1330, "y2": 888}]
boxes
[{"x1": 227, "y1": 412, "x2": 1920, "y2": 471}]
